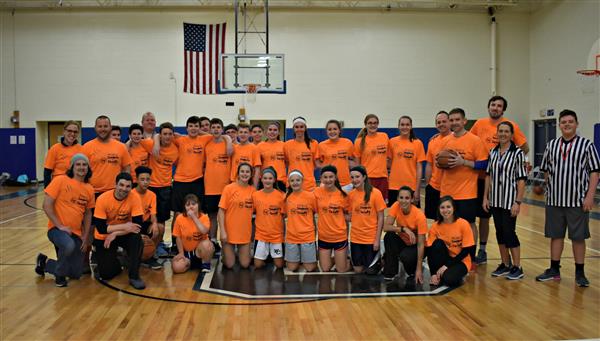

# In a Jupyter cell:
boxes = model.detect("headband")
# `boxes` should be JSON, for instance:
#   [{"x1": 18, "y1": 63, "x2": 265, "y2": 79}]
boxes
[
  {"x1": 293, "y1": 117, "x2": 307, "y2": 126},
  {"x1": 288, "y1": 170, "x2": 304, "y2": 179},
  {"x1": 70, "y1": 153, "x2": 90, "y2": 168},
  {"x1": 321, "y1": 165, "x2": 338, "y2": 175},
  {"x1": 350, "y1": 165, "x2": 367, "y2": 177},
  {"x1": 262, "y1": 167, "x2": 277, "y2": 179}
]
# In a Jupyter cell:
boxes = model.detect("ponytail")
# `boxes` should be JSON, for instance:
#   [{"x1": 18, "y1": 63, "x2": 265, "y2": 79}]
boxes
[{"x1": 358, "y1": 114, "x2": 379, "y2": 155}]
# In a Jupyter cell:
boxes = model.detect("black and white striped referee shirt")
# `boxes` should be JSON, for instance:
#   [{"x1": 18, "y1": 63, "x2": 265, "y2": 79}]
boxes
[
  {"x1": 486, "y1": 142, "x2": 527, "y2": 210},
  {"x1": 540, "y1": 135, "x2": 600, "y2": 207}
]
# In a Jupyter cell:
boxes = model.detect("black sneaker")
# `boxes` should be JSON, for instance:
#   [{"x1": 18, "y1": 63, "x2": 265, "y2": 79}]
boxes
[
  {"x1": 535, "y1": 267, "x2": 561, "y2": 282},
  {"x1": 365, "y1": 259, "x2": 382, "y2": 275},
  {"x1": 491, "y1": 263, "x2": 511, "y2": 277},
  {"x1": 129, "y1": 277, "x2": 146, "y2": 290},
  {"x1": 35, "y1": 253, "x2": 47, "y2": 276},
  {"x1": 507, "y1": 266, "x2": 524, "y2": 280},
  {"x1": 474, "y1": 249, "x2": 487, "y2": 265},
  {"x1": 141, "y1": 258, "x2": 163, "y2": 270},
  {"x1": 575, "y1": 273, "x2": 590, "y2": 287},
  {"x1": 55, "y1": 276, "x2": 68, "y2": 287},
  {"x1": 213, "y1": 241, "x2": 221, "y2": 258}
]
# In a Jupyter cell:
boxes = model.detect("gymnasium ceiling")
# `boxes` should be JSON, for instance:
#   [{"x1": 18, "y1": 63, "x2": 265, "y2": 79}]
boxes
[{"x1": 0, "y1": 0, "x2": 545, "y2": 13}]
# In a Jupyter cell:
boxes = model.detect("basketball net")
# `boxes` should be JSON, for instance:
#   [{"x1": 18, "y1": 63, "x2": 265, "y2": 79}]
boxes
[
  {"x1": 576, "y1": 54, "x2": 600, "y2": 95},
  {"x1": 244, "y1": 83, "x2": 260, "y2": 104}
]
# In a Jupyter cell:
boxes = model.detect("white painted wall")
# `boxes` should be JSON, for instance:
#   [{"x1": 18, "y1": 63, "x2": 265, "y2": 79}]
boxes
[
  {"x1": 1, "y1": 11, "x2": 16, "y2": 127},
  {"x1": 529, "y1": 0, "x2": 600, "y2": 140},
  {"x1": 0, "y1": 8, "x2": 530, "y2": 131}
]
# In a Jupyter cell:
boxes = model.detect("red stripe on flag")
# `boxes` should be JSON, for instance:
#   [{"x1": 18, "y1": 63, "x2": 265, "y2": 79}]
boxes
[
  {"x1": 188, "y1": 51, "x2": 194, "y2": 93},
  {"x1": 184, "y1": 51, "x2": 188, "y2": 93}
]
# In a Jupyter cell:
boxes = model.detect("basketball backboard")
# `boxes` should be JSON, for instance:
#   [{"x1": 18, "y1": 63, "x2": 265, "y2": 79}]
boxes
[{"x1": 218, "y1": 54, "x2": 286, "y2": 94}]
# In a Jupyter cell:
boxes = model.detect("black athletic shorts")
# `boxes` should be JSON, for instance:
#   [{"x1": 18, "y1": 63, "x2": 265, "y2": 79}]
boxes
[
  {"x1": 350, "y1": 242, "x2": 377, "y2": 267},
  {"x1": 454, "y1": 198, "x2": 478, "y2": 224},
  {"x1": 149, "y1": 186, "x2": 172, "y2": 223},
  {"x1": 424, "y1": 185, "x2": 440, "y2": 220},
  {"x1": 318, "y1": 239, "x2": 349, "y2": 251},
  {"x1": 203, "y1": 195, "x2": 222, "y2": 214},
  {"x1": 172, "y1": 178, "x2": 205, "y2": 213}
]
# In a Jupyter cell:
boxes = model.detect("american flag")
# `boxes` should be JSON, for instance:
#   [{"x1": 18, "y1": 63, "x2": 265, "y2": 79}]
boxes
[{"x1": 183, "y1": 22, "x2": 226, "y2": 95}]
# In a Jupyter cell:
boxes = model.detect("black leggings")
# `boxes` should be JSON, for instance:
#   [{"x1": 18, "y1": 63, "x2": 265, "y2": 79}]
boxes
[
  {"x1": 490, "y1": 207, "x2": 520, "y2": 248},
  {"x1": 426, "y1": 239, "x2": 468, "y2": 287},
  {"x1": 383, "y1": 232, "x2": 417, "y2": 277},
  {"x1": 93, "y1": 233, "x2": 143, "y2": 280}
]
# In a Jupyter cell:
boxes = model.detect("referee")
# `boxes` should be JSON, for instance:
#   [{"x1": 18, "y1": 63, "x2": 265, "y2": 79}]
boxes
[
  {"x1": 535, "y1": 110, "x2": 600, "y2": 287},
  {"x1": 483, "y1": 122, "x2": 527, "y2": 280}
]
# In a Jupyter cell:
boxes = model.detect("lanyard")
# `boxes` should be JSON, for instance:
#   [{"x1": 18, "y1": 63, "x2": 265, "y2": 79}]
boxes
[{"x1": 560, "y1": 137, "x2": 576, "y2": 161}]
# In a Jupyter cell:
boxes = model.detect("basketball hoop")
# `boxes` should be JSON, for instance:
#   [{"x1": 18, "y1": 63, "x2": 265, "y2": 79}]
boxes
[
  {"x1": 576, "y1": 54, "x2": 600, "y2": 94},
  {"x1": 244, "y1": 83, "x2": 261, "y2": 104}
]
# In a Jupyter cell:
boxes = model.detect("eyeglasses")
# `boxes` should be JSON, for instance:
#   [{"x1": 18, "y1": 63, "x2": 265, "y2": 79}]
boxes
[{"x1": 65, "y1": 129, "x2": 79, "y2": 134}]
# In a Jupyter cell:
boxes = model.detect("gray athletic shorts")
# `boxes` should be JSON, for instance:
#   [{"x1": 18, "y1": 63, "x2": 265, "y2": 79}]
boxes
[
  {"x1": 284, "y1": 242, "x2": 317, "y2": 263},
  {"x1": 544, "y1": 206, "x2": 590, "y2": 241}
]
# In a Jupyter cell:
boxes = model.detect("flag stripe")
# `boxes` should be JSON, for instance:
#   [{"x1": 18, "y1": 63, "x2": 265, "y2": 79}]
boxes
[{"x1": 183, "y1": 52, "x2": 188, "y2": 93}]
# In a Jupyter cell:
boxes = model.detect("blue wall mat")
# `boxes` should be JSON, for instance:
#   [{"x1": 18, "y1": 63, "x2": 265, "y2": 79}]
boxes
[
  {"x1": 0, "y1": 128, "x2": 37, "y2": 180},
  {"x1": 595, "y1": 123, "x2": 599, "y2": 154}
]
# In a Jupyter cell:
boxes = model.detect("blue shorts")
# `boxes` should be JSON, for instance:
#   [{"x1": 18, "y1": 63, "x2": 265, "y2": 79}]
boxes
[{"x1": 183, "y1": 250, "x2": 203, "y2": 269}]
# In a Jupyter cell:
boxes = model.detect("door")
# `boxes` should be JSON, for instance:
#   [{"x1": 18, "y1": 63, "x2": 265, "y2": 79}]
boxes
[{"x1": 533, "y1": 119, "x2": 557, "y2": 167}]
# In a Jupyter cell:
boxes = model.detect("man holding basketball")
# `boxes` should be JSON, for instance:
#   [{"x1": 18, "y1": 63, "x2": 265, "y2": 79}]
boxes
[
  {"x1": 470, "y1": 96, "x2": 529, "y2": 264},
  {"x1": 438, "y1": 108, "x2": 488, "y2": 270}
]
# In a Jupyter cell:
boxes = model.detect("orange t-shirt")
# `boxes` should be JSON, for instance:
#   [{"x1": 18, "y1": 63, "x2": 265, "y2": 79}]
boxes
[
  {"x1": 347, "y1": 187, "x2": 386, "y2": 244},
  {"x1": 172, "y1": 213, "x2": 210, "y2": 252},
  {"x1": 44, "y1": 142, "x2": 82, "y2": 177},
  {"x1": 204, "y1": 138, "x2": 231, "y2": 195},
  {"x1": 387, "y1": 202, "x2": 428, "y2": 237},
  {"x1": 140, "y1": 139, "x2": 179, "y2": 187},
  {"x1": 318, "y1": 138, "x2": 354, "y2": 186},
  {"x1": 285, "y1": 190, "x2": 317, "y2": 244},
  {"x1": 93, "y1": 190, "x2": 144, "y2": 240},
  {"x1": 82, "y1": 138, "x2": 133, "y2": 193},
  {"x1": 257, "y1": 140, "x2": 287, "y2": 183},
  {"x1": 354, "y1": 132, "x2": 389, "y2": 178},
  {"x1": 128, "y1": 144, "x2": 149, "y2": 183},
  {"x1": 426, "y1": 218, "x2": 474, "y2": 269},
  {"x1": 284, "y1": 139, "x2": 319, "y2": 191},
  {"x1": 388, "y1": 137, "x2": 426, "y2": 190},
  {"x1": 439, "y1": 132, "x2": 488, "y2": 200},
  {"x1": 230, "y1": 143, "x2": 262, "y2": 182},
  {"x1": 173, "y1": 135, "x2": 213, "y2": 182},
  {"x1": 470, "y1": 117, "x2": 527, "y2": 152},
  {"x1": 252, "y1": 189, "x2": 285, "y2": 243},
  {"x1": 135, "y1": 189, "x2": 156, "y2": 222},
  {"x1": 314, "y1": 187, "x2": 348, "y2": 243},
  {"x1": 44, "y1": 175, "x2": 95, "y2": 237},
  {"x1": 425, "y1": 134, "x2": 448, "y2": 191},
  {"x1": 218, "y1": 183, "x2": 255, "y2": 244}
]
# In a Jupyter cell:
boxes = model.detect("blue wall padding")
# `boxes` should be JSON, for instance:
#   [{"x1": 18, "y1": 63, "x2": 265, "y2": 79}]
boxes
[{"x1": 0, "y1": 128, "x2": 37, "y2": 180}]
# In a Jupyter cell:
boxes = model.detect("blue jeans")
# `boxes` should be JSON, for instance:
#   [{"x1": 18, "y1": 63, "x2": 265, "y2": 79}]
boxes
[{"x1": 46, "y1": 228, "x2": 84, "y2": 279}]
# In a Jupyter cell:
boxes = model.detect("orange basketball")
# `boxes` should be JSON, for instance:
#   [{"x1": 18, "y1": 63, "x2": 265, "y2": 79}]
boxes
[
  {"x1": 171, "y1": 256, "x2": 190, "y2": 274},
  {"x1": 533, "y1": 185, "x2": 544, "y2": 195},
  {"x1": 436, "y1": 149, "x2": 458, "y2": 169},
  {"x1": 141, "y1": 235, "x2": 156, "y2": 261}
]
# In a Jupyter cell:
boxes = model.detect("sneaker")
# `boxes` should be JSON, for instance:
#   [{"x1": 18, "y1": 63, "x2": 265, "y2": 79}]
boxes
[
  {"x1": 129, "y1": 277, "x2": 146, "y2": 290},
  {"x1": 575, "y1": 273, "x2": 590, "y2": 287},
  {"x1": 35, "y1": 253, "x2": 47, "y2": 276},
  {"x1": 55, "y1": 276, "x2": 68, "y2": 287},
  {"x1": 474, "y1": 249, "x2": 487, "y2": 265},
  {"x1": 201, "y1": 262, "x2": 212, "y2": 273},
  {"x1": 491, "y1": 263, "x2": 511, "y2": 277},
  {"x1": 507, "y1": 266, "x2": 524, "y2": 280},
  {"x1": 141, "y1": 258, "x2": 163, "y2": 270},
  {"x1": 213, "y1": 241, "x2": 221, "y2": 257},
  {"x1": 365, "y1": 259, "x2": 382, "y2": 276},
  {"x1": 535, "y1": 267, "x2": 561, "y2": 282}
]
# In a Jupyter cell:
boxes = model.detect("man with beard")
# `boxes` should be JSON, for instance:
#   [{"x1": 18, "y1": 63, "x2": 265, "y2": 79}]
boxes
[
  {"x1": 93, "y1": 172, "x2": 146, "y2": 290},
  {"x1": 470, "y1": 96, "x2": 528, "y2": 265},
  {"x1": 438, "y1": 108, "x2": 488, "y2": 270}
]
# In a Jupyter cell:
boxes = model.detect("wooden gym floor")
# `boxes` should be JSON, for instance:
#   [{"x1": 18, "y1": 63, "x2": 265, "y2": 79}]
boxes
[{"x1": 0, "y1": 185, "x2": 599, "y2": 340}]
